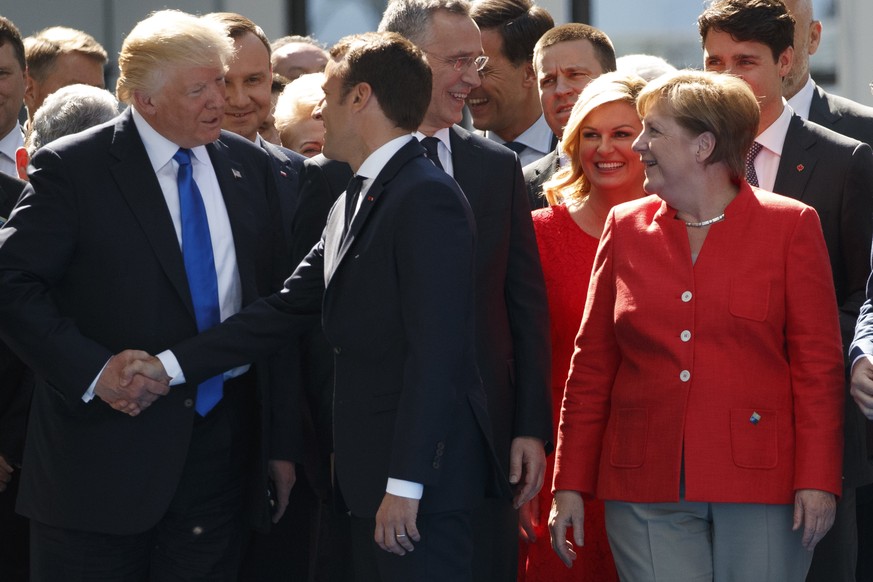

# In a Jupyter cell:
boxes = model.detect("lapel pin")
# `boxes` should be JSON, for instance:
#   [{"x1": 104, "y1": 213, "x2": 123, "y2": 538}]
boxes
[
  {"x1": 749, "y1": 411, "x2": 761, "y2": 425},
  {"x1": 366, "y1": 195, "x2": 374, "y2": 202},
  {"x1": 279, "y1": 170, "x2": 288, "y2": 178},
  {"x1": 232, "y1": 168, "x2": 242, "y2": 179},
  {"x1": 796, "y1": 164, "x2": 804, "y2": 172}
]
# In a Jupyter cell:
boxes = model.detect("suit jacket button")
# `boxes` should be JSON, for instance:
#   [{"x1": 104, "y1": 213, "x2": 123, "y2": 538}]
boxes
[
  {"x1": 432, "y1": 460, "x2": 440, "y2": 469},
  {"x1": 184, "y1": 398, "x2": 194, "y2": 408},
  {"x1": 334, "y1": 347, "x2": 341, "y2": 354}
]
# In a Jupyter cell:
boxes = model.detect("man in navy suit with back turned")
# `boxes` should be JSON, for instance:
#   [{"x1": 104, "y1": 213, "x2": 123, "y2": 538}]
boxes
[
  {"x1": 0, "y1": 10, "x2": 293, "y2": 581},
  {"x1": 123, "y1": 31, "x2": 507, "y2": 581},
  {"x1": 377, "y1": 2, "x2": 552, "y2": 579}
]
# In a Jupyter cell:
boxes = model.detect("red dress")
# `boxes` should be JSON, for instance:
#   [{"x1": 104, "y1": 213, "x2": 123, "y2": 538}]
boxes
[{"x1": 519, "y1": 204, "x2": 618, "y2": 582}]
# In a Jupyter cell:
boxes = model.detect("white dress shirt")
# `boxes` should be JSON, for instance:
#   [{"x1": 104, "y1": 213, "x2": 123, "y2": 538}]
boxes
[
  {"x1": 0, "y1": 123, "x2": 24, "y2": 178},
  {"x1": 751, "y1": 102, "x2": 794, "y2": 192},
  {"x1": 786, "y1": 77, "x2": 816, "y2": 121},
  {"x1": 413, "y1": 127, "x2": 454, "y2": 176},
  {"x1": 484, "y1": 114, "x2": 555, "y2": 167}
]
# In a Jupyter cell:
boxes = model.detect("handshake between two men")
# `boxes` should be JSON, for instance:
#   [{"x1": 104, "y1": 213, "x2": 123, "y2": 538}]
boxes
[{"x1": 94, "y1": 350, "x2": 173, "y2": 417}]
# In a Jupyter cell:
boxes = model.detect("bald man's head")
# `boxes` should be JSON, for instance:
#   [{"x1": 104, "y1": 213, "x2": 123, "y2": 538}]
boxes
[{"x1": 782, "y1": 0, "x2": 822, "y2": 98}]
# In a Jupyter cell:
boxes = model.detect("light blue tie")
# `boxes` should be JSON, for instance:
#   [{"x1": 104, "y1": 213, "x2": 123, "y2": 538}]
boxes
[{"x1": 174, "y1": 148, "x2": 223, "y2": 415}]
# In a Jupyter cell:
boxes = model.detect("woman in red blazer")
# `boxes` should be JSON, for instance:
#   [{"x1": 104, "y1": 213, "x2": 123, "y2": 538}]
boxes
[{"x1": 549, "y1": 71, "x2": 845, "y2": 581}]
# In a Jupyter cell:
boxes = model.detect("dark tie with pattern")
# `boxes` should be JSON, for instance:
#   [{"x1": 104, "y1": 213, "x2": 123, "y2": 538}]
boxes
[
  {"x1": 173, "y1": 148, "x2": 223, "y2": 416},
  {"x1": 745, "y1": 141, "x2": 763, "y2": 187},
  {"x1": 343, "y1": 175, "x2": 365, "y2": 238},
  {"x1": 420, "y1": 136, "x2": 444, "y2": 170}
]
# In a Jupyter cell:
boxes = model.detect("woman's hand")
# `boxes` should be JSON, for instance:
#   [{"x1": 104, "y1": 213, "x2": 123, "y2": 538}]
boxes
[
  {"x1": 549, "y1": 490, "x2": 585, "y2": 568},
  {"x1": 793, "y1": 489, "x2": 836, "y2": 551}
]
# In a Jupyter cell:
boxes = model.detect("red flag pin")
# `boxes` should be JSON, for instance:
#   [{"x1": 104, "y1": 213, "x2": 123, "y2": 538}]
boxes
[{"x1": 796, "y1": 164, "x2": 804, "y2": 172}]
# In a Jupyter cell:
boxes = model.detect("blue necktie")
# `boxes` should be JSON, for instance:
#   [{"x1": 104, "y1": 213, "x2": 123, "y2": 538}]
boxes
[
  {"x1": 174, "y1": 148, "x2": 223, "y2": 415},
  {"x1": 420, "y1": 136, "x2": 444, "y2": 170}
]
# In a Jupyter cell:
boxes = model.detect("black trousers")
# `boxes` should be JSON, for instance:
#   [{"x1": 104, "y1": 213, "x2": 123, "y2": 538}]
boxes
[{"x1": 30, "y1": 384, "x2": 254, "y2": 582}]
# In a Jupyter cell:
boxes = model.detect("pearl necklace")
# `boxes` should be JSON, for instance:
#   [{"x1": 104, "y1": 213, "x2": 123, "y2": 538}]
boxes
[{"x1": 684, "y1": 213, "x2": 725, "y2": 228}]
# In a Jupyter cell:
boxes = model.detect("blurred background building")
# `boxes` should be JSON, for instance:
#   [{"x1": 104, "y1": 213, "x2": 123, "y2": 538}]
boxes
[{"x1": 2, "y1": 0, "x2": 871, "y2": 104}]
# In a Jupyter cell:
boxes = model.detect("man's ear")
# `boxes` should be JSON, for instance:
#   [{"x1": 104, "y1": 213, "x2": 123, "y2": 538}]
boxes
[
  {"x1": 522, "y1": 62, "x2": 536, "y2": 88},
  {"x1": 23, "y1": 72, "x2": 37, "y2": 115},
  {"x1": 351, "y1": 82, "x2": 373, "y2": 110},
  {"x1": 808, "y1": 20, "x2": 823, "y2": 56},
  {"x1": 132, "y1": 90, "x2": 157, "y2": 116}
]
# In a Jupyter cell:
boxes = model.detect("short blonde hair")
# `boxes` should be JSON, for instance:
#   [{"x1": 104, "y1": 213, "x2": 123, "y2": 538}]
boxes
[
  {"x1": 543, "y1": 71, "x2": 647, "y2": 205},
  {"x1": 274, "y1": 72, "x2": 324, "y2": 134},
  {"x1": 116, "y1": 10, "x2": 235, "y2": 104},
  {"x1": 636, "y1": 70, "x2": 759, "y2": 180}
]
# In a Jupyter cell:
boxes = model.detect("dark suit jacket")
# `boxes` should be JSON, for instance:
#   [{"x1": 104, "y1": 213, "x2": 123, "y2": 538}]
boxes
[
  {"x1": 774, "y1": 114, "x2": 873, "y2": 487},
  {"x1": 448, "y1": 126, "x2": 552, "y2": 470},
  {"x1": 261, "y1": 139, "x2": 305, "y2": 259},
  {"x1": 0, "y1": 109, "x2": 289, "y2": 534},
  {"x1": 0, "y1": 173, "x2": 30, "y2": 467},
  {"x1": 169, "y1": 138, "x2": 508, "y2": 517},
  {"x1": 809, "y1": 84, "x2": 873, "y2": 148},
  {"x1": 523, "y1": 148, "x2": 559, "y2": 211},
  {"x1": 290, "y1": 134, "x2": 553, "y2": 478}
]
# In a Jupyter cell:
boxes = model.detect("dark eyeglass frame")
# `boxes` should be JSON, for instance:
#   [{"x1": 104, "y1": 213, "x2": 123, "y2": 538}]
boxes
[{"x1": 423, "y1": 51, "x2": 489, "y2": 72}]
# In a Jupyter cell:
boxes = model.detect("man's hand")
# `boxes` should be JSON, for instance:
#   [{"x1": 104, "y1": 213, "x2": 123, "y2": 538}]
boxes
[
  {"x1": 268, "y1": 460, "x2": 296, "y2": 523},
  {"x1": 793, "y1": 489, "x2": 836, "y2": 551},
  {"x1": 0, "y1": 455, "x2": 13, "y2": 493},
  {"x1": 96, "y1": 350, "x2": 170, "y2": 416},
  {"x1": 509, "y1": 436, "x2": 546, "y2": 508},
  {"x1": 518, "y1": 494, "x2": 540, "y2": 543},
  {"x1": 549, "y1": 490, "x2": 585, "y2": 568},
  {"x1": 851, "y1": 356, "x2": 873, "y2": 419},
  {"x1": 374, "y1": 493, "x2": 420, "y2": 556}
]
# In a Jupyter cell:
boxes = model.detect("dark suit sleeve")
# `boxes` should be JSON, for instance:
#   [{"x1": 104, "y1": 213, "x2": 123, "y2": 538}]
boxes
[
  {"x1": 173, "y1": 237, "x2": 327, "y2": 386},
  {"x1": 388, "y1": 180, "x2": 478, "y2": 482},
  {"x1": 840, "y1": 142, "x2": 873, "y2": 354},
  {"x1": 505, "y1": 160, "x2": 553, "y2": 449},
  {"x1": 0, "y1": 151, "x2": 112, "y2": 397}
]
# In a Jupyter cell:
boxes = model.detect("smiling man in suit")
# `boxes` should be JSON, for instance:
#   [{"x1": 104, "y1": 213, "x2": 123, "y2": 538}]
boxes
[
  {"x1": 123, "y1": 31, "x2": 504, "y2": 581},
  {"x1": 0, "y1": 11, "x2": 292, "y2": 581},
  {"x1": 377, "y1": 1, "x2": 552, "y2": 579},
  {"x1": 700, "y1": 1, "x2": 873, "y2": 579}
]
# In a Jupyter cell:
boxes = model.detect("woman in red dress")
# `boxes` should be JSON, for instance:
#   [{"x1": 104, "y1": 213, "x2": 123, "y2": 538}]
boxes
[{"x1": 519, "y1": 72, "x2": 647, "y2": 582}]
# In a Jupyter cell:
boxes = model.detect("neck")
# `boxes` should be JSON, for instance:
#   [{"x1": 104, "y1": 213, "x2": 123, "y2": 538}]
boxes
[
  {"x1": 757, "y1": 100, "x2": 785, "y2": 136},
  {"x1": 348, "y1": 127, "x2": 409, "y2": 173},
  {"x1": 490, "y1": 97, "x2": 542, "y2": 143}
]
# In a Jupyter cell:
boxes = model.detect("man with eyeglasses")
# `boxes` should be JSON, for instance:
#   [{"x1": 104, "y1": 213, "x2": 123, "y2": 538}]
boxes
[{"x1": 378, "y1": 2, "x2": 552, "y2": 580}]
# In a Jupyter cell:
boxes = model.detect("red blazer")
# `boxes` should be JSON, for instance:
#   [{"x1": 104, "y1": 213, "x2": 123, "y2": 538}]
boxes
[{"x1": 553, "y1": 183, "x2": 844, "y2": 504}]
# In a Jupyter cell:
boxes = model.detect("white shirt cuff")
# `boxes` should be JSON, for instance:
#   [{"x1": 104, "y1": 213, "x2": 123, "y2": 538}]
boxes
[
  {"x1": 157, "y1": 350, "x2": 185, "y2": 386},
  {"x1": 386, "y1": 478, "x2": 424, "y2": 500},
  {"x1": 83, "y1": 357, "x2": 112, "y2": 402}
]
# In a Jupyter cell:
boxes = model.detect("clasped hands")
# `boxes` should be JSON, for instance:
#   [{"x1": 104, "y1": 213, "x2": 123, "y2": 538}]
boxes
[{"x1": 94, "y1": 349, "x2": 170, "y2": 416}]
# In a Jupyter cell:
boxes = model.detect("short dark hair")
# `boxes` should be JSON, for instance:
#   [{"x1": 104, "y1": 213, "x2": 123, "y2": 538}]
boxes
[
  {"x1": 24, "y1": 26, "x2": 107, "y2": 82},
  {"x1": 534, "y1": 23, "x2": 616, "y2": 74},
  {"x1": 698, "y1": 0, "x2": 795, "y2": 62},
  {"x1": 471, "y1": 0, "x2": 553, "y2": 66},
  {"x1": 206, "y1": 12, "x2": 272, "y2": 56},
  {"x1": 330, "y1": 32, "x2": 432, "y2": 132},
  {"x1": 0, "y1": 15, "x2": 25, "y2": 71}
]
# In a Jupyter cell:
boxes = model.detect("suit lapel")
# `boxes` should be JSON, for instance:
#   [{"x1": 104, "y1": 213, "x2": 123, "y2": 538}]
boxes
[
  {"x1": 207, "y1": 138, "x2": 259, "y2": 305},
  {"x1": 809, "y1": 85, "x2": 840, "y2": 127},
  {"x1": 773, "y1": 115, "x2": 817, "y2": 202},
  {"x1": 109, "y1": 110, "x2": 196, "y2": 318},
  {"x1": 325, "y1": 139, "x2": 424, "y2": 284},
  {"x1": 449, "y1": 126, "x2": 485, "y2": 214}
]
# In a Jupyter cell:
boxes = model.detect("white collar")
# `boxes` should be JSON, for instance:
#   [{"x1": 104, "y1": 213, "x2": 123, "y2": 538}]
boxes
[
  {"x1": 756, "y1": 101, "x2": 794, "y2": 157},
  {"x1": 786, "y1": 77, "x2": 816, "y2": 121}
]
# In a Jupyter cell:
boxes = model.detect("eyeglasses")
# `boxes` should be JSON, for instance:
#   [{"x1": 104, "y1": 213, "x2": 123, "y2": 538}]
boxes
[{"x1": 423, "y1": 51, "x2": 489, "y2": 72}]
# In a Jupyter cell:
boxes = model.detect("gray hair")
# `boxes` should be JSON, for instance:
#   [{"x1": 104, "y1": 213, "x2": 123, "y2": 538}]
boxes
[
  {"x1": 378, "y1": 0, "x2": 471, "y2": 45},
  {"x1": 27, "y1": 84, "x2": 120, "y2": 153},
  {"x1": 616, "y1": 54, "x2": 677, "y2": 82}
]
